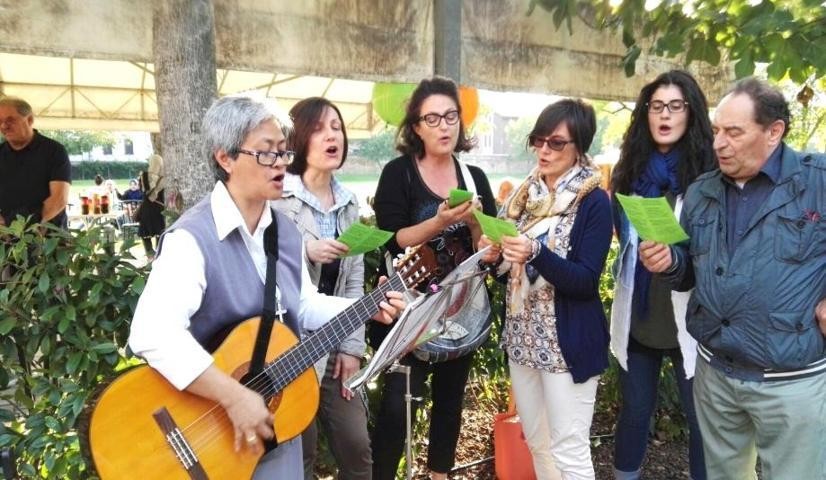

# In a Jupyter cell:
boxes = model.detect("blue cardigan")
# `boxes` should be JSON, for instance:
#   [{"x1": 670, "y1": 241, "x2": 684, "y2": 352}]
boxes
[{"x1": 525, "y1": 187, "x2": 613, "y2": 383}]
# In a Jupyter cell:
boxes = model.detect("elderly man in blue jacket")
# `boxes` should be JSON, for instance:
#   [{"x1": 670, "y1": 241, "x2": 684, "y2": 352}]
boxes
[{"x1": 640, "y1": 77, "x2": 826, "y2": 480}]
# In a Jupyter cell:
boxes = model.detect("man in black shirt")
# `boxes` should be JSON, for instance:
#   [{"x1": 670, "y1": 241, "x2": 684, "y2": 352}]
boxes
[{"x1": 0, "y1": 97, "x2": 71, "y2": 228}]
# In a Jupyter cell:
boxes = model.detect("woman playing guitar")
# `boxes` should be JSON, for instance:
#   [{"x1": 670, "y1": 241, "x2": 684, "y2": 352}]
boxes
[{"x1": 122, "y1": 95, "x2": 405, "y2": 479}]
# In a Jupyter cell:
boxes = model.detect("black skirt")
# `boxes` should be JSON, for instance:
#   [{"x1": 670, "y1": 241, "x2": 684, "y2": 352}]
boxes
[{"x1": 137, "y1": 191, "x2": 165, "y2": 237}]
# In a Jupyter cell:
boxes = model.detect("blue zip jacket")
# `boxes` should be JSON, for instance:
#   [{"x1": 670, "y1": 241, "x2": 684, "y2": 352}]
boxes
[{"x1": 664, "y1": 146, "x2": 826, "y2": 374}]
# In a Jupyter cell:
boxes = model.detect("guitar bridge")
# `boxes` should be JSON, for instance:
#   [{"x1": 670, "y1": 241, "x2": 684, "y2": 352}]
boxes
[{"x1": 152, "y1": 407, "x2": 209, "y2": 480}]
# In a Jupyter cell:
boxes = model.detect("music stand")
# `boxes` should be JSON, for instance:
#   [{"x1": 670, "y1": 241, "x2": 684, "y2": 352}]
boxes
[{"x1": 346, "y1": 248, "x2": 491, "y2": 479}]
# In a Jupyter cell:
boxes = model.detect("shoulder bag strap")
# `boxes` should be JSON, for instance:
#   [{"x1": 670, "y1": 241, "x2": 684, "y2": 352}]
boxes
[{"x1": 457, "y1": 159, "x2": 477, "y2": 196}]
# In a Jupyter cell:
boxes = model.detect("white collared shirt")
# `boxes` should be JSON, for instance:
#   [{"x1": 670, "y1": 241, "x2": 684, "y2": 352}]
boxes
[{"x1": 128, "y1": 182, "x2": 353, "y2": 390}]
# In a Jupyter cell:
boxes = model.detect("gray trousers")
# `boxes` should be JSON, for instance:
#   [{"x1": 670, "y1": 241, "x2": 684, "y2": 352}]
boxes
[
  {"x1": 253, "y1": 436, "x2": 303, "y2": 479},
  {"x1": 302, "y1": 354, "x2": 372, "y2": 479},
  {"x1": 694, "y1": 359, "x2": 826, "y2": 480}
]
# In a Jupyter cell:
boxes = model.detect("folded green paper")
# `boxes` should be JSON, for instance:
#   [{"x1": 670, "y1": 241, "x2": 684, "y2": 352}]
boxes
[
  {"x1": 472, "y1": 210, "x2": 518, "y2": 243},
  {"x1": 615, "y1": 194, "x2": 689, "y2": 244},
  {"x1": 337, "y1": 223, "x2": 394, "y2": 257},
  {"x1": 448, "y1": 188, "x2": 474, "y2": 207}
]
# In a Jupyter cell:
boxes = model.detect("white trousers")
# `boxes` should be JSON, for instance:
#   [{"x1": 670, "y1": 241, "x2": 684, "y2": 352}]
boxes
[{"x1": 509, "y1": 361, "x2": 599, "y2": 480}]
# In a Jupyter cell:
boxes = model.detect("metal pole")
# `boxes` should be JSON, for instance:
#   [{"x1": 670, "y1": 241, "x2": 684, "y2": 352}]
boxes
[
  {"x1": 433, "y1": 0, "x2": 462, "y2": 83},
  {"x1": 388, "y1": 362, "x2": 418, "y2": 480},
  {"x1": 404, "y1": 365, "x2": 413, "y2": 480}
]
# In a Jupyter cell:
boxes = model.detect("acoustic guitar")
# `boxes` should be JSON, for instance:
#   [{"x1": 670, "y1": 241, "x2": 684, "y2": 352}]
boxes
[{"x1": 83, "y1": 247, "x2": 436, "y2": 480}]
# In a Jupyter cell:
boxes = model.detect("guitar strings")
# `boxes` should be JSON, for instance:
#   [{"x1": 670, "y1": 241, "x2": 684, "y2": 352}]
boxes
[
  {"x1": 182, "y1": 282, "x2": 390, "y2": 453},
  {"x1": 176, "y1": 278, "x2": 399, "y2": 455}
]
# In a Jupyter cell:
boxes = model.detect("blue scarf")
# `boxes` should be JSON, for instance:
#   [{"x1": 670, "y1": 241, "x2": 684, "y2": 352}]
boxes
[{"x1": 631, "y1": 150, "x2": 681, "y2": 320}]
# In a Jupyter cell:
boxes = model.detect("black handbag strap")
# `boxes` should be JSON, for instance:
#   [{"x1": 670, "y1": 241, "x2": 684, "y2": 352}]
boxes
[{"x1": 249, "y1": 211, "x2": 280, "y2": 377}]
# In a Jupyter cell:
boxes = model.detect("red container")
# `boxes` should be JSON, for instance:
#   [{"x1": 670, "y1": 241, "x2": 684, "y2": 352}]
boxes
[{"x1": 494, "y1": 391, "x2": 537, "y2": 480}]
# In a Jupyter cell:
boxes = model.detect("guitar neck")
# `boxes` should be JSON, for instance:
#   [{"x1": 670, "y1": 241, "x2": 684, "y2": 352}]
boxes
[{"x1": 263, "y1": 274, "x2": 405, "y2": 394}]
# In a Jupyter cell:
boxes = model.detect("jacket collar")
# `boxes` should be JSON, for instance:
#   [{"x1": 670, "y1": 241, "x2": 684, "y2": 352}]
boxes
[{"x1": 698, "y1": 143, "x2": 803, "y2": 202}]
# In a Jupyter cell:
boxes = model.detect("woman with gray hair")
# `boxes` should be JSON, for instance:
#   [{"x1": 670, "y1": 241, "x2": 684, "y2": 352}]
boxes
[{"x1": 127, "y1": 95, "x2": 405, "y2": 479}]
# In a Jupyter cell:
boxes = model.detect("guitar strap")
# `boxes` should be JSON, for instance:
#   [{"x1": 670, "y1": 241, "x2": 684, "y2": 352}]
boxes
[{"x1": 249, "y1": 210, "x2": 281, "y2": 378}]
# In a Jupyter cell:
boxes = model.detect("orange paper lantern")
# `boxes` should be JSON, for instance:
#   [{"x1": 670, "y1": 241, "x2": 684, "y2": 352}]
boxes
[{"x1": 458, "y1": 86, "x2": 479, "y2": 126}]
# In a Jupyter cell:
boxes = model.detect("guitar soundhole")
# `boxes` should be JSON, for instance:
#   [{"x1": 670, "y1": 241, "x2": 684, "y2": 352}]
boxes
[{"x1": 233, "y1": 362, "x2": 280, "y2": 406}]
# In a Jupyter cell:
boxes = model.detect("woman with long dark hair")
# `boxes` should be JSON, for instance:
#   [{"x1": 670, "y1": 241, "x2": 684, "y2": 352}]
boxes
[
  {"x1": 609, "y1": 70, "x2": 715, "y2": 480},
  {"x1": 371, "y1": 76, "x2": 496, "y2": 480},
  {"x1": 272, "y1": 97, "x2": 371, "y2": 479}
]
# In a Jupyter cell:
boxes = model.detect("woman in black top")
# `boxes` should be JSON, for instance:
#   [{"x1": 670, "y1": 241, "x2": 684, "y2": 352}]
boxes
[
  {"x1": 137, "y1": 154, "x2": 166, "y2": 260},
  {"x1": 371, "y1": 76, "x2": 495, "y2": 480}
]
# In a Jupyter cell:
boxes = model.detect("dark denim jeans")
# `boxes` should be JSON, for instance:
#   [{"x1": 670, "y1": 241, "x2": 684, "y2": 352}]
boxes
[{"x1": 614, "y1": 337, "x2": 706, "y2": 480}]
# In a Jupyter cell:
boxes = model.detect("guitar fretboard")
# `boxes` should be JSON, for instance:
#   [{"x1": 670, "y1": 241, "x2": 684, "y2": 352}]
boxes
[{"x1": 255, "y1": 274, "x2": 406, "y2": 396}]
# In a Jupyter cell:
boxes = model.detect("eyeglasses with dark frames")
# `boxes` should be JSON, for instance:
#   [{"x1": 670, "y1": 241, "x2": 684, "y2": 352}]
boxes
[
  {"x1": 529, "y1": 135, "x2": 574, "y2": 152},
  {"x1": 646, "y1": 99, "x2": 689, "y2": 114},
  {"x1": 237, "y1": 148, "x2": 295, "y2": 166},
  {"x1": 418, "y1": 110, "x2": 460, "y2": 127}
]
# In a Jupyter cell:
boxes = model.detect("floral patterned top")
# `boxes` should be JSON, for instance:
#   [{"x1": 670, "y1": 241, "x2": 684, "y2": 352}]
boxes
[{"x1": 501, "y1": 165, "x2": 599, "y2": 372}]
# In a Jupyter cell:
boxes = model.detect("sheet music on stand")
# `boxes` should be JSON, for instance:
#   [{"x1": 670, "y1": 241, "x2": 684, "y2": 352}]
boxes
[{"x1": 346, "y1": 247, "x2": 491, "y2": 391}]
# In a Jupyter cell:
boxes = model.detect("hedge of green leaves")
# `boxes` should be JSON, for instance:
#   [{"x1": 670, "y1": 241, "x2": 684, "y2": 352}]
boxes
[
  {"x1": 0, "y1": 219, "x2": 146, "y2": 478},
  {"x1": 70, "y1": 161, "x2": 148, "y2": 182}
]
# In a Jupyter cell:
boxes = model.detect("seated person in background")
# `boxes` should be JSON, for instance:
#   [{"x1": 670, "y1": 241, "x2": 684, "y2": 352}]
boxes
[
  {"x1": 116, "y1": 179, "x2": 144, "y2": 202},
  {"x1": 114, "y1": 179, "x2": 144, "y2": 230}
]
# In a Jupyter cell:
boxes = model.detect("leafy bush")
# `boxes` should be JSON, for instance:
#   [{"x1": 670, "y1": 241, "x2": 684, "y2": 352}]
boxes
[{"x1": 0, "y1": 219, "x2": 146, "y2": 478}]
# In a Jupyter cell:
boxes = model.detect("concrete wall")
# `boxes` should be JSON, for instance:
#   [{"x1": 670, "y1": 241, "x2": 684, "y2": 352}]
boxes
[
  {"x1": 0, "y1": 0, "x2": 731, "y2": 101},
  {"x1": 462, "y1": 0, "x2": 731, "y2": 102}
]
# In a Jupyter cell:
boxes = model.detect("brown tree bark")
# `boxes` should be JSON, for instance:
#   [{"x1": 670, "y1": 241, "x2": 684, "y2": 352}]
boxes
[{"x1": 152, "y1": 0, "x2": 217, "y2": 212}]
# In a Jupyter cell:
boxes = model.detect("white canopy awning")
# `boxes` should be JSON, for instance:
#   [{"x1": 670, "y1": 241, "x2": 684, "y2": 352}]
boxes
[{"x1": 0, "y1": 52, "x2": 379, "y2": 137}]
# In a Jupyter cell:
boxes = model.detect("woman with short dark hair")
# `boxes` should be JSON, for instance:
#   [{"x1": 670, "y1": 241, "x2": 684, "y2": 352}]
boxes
[
  {"x1": 371, "y1": 76, "x2": 496, "y2": 480},
  {"x1": 272, "y1": 96, "x2": 370, "y2": 479},
  {"x1": 610, "y1": 70, "x2": 714, "y2": 480},
  {"x1": 480, "y1": 98, "x2": 613, "y2": 479}
]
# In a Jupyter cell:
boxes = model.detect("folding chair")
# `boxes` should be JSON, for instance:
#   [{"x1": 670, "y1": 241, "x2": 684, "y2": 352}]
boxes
[{"x1": 119, "y1": 200, "x2": 141, "y2": 244}]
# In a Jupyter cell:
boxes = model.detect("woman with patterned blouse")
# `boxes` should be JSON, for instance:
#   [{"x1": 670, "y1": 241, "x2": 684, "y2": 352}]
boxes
[{"x1": 480, "y1": 98, "x2": 613, "y2": 480}]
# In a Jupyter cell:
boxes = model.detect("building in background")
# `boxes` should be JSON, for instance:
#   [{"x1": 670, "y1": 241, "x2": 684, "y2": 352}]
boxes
[{"x1": 67, "y1": 131, "x2": 153, "y2": 162}]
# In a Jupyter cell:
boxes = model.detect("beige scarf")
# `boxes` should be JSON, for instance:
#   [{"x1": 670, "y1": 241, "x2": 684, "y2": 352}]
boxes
[{"x1": 501, "y1": 160, "x2": 602, "y2": 314}]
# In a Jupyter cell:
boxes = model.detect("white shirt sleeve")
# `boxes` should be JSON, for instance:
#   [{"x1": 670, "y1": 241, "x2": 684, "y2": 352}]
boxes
[{"x1": 128, "y1": 230, "x2": 214, "y2": 390}]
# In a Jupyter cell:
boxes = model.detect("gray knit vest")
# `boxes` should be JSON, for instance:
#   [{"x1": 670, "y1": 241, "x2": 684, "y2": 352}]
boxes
[{"x1": 158, "y1": 197, "x2": 303, "y2": 351}]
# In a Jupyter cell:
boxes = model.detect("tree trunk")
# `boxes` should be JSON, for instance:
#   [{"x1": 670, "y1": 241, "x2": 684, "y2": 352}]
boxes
[
  {"x1": 152, "y1": 0, "x2": 217, "y2": 213},
  {"x1": 150, "y1": 132, "x2": 163, "y2": 158}
]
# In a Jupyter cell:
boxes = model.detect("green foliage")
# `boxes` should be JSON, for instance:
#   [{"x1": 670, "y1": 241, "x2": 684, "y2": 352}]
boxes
[
  {"x1": 784, "y1": 78, "x2": 826, "y2": 151},
  {"x1": 505, "y1": 116, "x2": 535, "y2": 163},
  {"x1": 351, "y1": 128, "x2": 397, "y2": 166},
  {"x1": 40, "y1": 130, "x2": 116, "y2": 159},
  {"x1": 529, "y1": 0, "x2": 826, "y2": 83},
  {"x1": 71, "y1": 160, "x2": 148, "y2": 182},
  {"x1": 0, "y1": 219, "x2": 147, "y2": 478}
]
